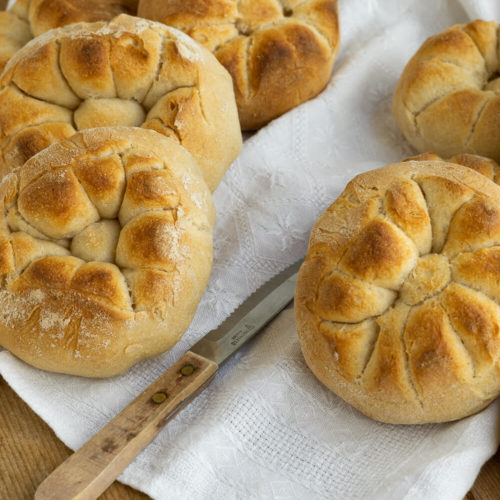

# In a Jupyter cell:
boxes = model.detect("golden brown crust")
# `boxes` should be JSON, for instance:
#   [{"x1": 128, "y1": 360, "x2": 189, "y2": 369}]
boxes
[
  {"x1": 0, "y1": 11, "x2": 31, "y2": 75},
  {"x1": 0, "y1": 127, "x2": 215, "y2": 378},
  {"x1": 138, "y1": 0, "x2": 340, "y2": 130},
  {"x1": 393, "y1": 20, "x2": 500, "y2": 161},
  {"x1": 295, "y1": 161, "x2": 500, "y2": 423},
  {"x1": 26, "y1": 0, "x2": 138, "y2": 37},
  {"x1": 0, "y1": 14, "x2": 242, "y2": 191},
  {"x1": 404, "y1": 151, "x2": 500, "y2": 184},
  {"x1": 1, "y1": 0, "x2": 141, "y2": 74}
]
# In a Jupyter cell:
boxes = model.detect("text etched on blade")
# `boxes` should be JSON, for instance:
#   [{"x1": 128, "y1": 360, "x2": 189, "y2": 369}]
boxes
[{"x1": 230, "y1": 324, "x2": 256, "y2": 346}]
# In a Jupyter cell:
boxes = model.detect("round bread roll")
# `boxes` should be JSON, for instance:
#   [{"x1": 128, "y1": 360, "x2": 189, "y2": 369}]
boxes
[
  {"x1": 0, "y1": 127, "x2": 215, "y2": 378},
  {"x1": 295, "y1": 161, "x2": 500, "y2": 424},
  {"x1": 0, "y1": 10, "x2": 31, "y2": 75},
  {"x1": 393, "y1": 20, "x2": 500, "y2": 162},
  {"x1": 0, "y1": 14, "x2": 242, "y2": 191},
  {"x1": 137, "y1": 0, "x2": 340, "y2": 130},
  {"x1": 11, "y1": 0, "x2": 138, "y2": 37}
]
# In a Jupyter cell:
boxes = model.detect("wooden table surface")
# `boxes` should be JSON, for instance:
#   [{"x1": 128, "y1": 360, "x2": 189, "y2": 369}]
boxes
[{"x1": 0, "y1": 375, "x2": 498, "y2": 500}]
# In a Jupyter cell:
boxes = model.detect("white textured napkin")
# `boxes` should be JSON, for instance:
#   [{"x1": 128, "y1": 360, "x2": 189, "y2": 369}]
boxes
[{"x1": 2, "y1": 0, "x2": 500, "y2": 499}]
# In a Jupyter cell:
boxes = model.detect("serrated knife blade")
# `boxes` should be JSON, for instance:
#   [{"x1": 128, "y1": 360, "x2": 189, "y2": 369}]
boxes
[
  {"x1": 35, "y1": 260, "x2": 302, "y2": 500},
  {"x1": 191, "y1": 260, "x2": 301, "y2": 365}
]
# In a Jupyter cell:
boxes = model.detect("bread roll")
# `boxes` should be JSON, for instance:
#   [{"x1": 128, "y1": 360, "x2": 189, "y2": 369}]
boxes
[
  {"x1": 138, "y1": 0, "x2": 340, "y2": 130},
  {"x1": 0, "y1": 127, "x2": 215, "y2": 378},
  {"x1": 0, "y1": 14, "x2": 242, "y2": 191},
  {"x1": 0, "y1": 10, "x2": 31, "y2": 74},
  {"x1": 0, "y1": 1, "x2": 140, "y2": 73},
  {"x1": 12, "y1": 0, "x2": 138, "y2": 37},
  {"x1": 295, "y1": 161, "x2": 500, "y2": 424},
  {"x1": 393, "y1": 20, "x2": 500, "y2": 162}
]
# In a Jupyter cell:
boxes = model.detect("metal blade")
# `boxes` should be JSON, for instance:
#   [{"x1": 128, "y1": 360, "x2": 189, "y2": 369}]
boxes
[{"x1": 190, "y1": 260, "x2": 302, "y2": 365}]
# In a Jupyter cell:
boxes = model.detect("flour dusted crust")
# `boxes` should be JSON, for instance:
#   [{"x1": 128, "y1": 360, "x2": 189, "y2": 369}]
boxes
[
  {"x1": 0, "y1": 10, "x2": 31, "y2": 75},
  {"x1": 393, "y1": 20, "x2": 500, "y2": 162},
  {"x1": 0, "y1": 127, "x2": 215, "y2": 378},
  {"x1": 0, "y1": 14, "x2": 242, "y2": 191},
  {"x1": 405, "y1": 152, "x2": 500, "y2": 184},
  {"x1": 295, "y1": 161, "x2": 500, "y2": 424},
  {"x1": 137, "y1": 0, "x2": 340, "y2": 130}
]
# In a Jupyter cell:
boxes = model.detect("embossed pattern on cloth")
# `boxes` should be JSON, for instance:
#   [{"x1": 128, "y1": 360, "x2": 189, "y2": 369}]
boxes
[
  {"x1": 393, "y1": 20, "x2": 500, "y2": 163},
  {"x1": 138, "y1": 0, "x2": 340, "y2": 130},
  {"x1": 296, "y1": 161, "x2": 500, "y2": 424},
  {"x1": 0, "y1": 14, "x2": 242, "y2": 191},
  {"x1": 0, "y1": 127, "x2": 215, "y2": 377}
]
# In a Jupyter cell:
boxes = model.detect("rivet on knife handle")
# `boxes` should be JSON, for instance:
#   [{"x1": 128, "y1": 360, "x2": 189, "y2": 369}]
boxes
[{"x1": 34, "y1": 351, "x2": 218, "y2": 500}]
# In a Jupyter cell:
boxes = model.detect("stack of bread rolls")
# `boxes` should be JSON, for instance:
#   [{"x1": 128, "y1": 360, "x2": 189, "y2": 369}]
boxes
[
  {"x1": 0, "y1": 9, "x2": 244, "y2": 377},
  {"x1": 0, "y1": 0, "x2": 340, "y2": 380},
  {"x1": 0, "y1": 14, "x2": 242, "y2": 191}
]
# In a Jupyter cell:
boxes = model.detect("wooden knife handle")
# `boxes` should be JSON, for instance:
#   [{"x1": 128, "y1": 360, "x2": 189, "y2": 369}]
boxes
[{"x1": 34, "y1": 351, "x2": 218, "y2": 500}]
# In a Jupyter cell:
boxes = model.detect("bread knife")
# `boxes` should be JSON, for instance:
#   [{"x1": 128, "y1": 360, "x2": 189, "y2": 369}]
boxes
[{"x1": 35, "y1": 260, "x2": 302, "y2": 500}]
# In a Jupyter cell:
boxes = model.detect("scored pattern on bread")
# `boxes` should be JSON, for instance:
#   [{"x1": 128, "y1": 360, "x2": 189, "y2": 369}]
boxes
[
  {"x1": 0, "y1": 14, "x2": 242, "y2": 191},
  {"x1": 393, "y1": 20, "x2": 500, "y2": 162},
  {"x1": 137, "y1": 0, "x2": 340, "y2": 130},
  {"x1": 0, "y1": 0, "x2": 139, "y2": 75},
  {"x1": 295, "y1": 161, "x2": 500, "y2": 424},
  {"x1": 405, "y1": 152, "x2": 500, "y2": 184},
  {"x1": 0, "y1": 127, "x2": 215, "y2": 377}
]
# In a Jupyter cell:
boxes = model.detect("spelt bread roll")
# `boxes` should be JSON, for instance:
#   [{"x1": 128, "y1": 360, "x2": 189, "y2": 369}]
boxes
[
  {"x1": 295, "y1": 161, "x2": 500, "y2": 424},
  {"x1": 0, "y1": 10, "x2": 31, "y2": 74},
  {"x1": 11, "y1": 0, "x2": 138, "y2": 37},
  {"x1": 0, "y1": 127, "x2": 215, "y2": 378},
  {"x1": 0, "y1": 14, "x2": 242, "y2": 191},
  {"x1": 0, "y1": 0, "x2": 139, "y2": 73},
  {"x1": 393, "y1": 20, "x2": 500, "y2": 161},
  {"x1": 137, "y1": 0, "x2": 340, "y2": 130}
]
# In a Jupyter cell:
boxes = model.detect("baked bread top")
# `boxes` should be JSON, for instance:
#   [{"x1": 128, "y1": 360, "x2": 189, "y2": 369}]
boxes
[
  {"x1": 137, "y1": 0, "x2": 340, "y2": 130},
  {"x1": 0, "y1": 1, "x2": 139, "y2": 74},
  {"x1": 11, "y1": 0, "x2": 138, "y2": 37},
  {"x1": 295, "y1": 161, "x2": 500, "y2": 424},
  {"x1": 0, "y1": 14, "x2": 242, "y2": 191},
  {"x1": 393, "y1": 20, "x2": 500, "y2": 162},
  {"x1": 0, "y1": 127, "x2": 215, "y2": 377},
  {"x1": 405, "y1": 152, "x2": 500, "y2": 184},
  {"x1": 0, "y1": 10, "x2": 31, "y2": 75}
]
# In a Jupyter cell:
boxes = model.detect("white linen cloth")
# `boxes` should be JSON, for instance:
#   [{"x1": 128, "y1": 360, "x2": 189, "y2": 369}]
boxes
[{"x1": 2, "y1": 0, "x2": 500, "y2": 498}]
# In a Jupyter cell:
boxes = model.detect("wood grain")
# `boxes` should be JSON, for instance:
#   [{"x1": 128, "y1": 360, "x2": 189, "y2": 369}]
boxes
[
  {"x1": 0, "y1": 376, "x2": 150, "y2": 500},
  {"x1": 34, "y1": 351, "x2": 218, "y2": 500}
]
